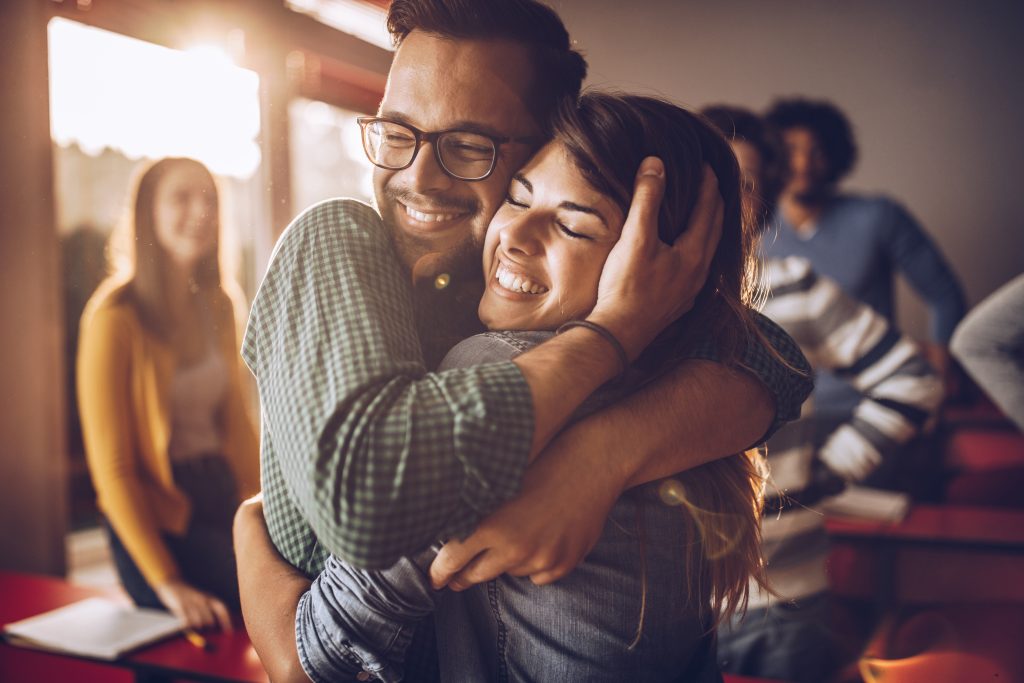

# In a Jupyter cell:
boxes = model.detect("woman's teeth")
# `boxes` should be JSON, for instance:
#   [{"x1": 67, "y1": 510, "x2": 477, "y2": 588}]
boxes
[
  {"x1": 405, "y1": 205, "x2": 460, "y2": 222},
  {"x1": 496, "y1": 263, "x2": 548, "y2": 294}
]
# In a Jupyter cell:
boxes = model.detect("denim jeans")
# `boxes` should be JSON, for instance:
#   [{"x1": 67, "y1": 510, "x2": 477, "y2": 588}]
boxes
[
  {"x1": 718, "y1": 591, "x2": 843, "y2": 683},
  {"x1": 298, "y1": 485, "x2": 720, "y2": 682}
]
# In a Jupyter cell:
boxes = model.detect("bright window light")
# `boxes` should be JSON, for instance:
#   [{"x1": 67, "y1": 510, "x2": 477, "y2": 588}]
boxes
[
  {"x1": 286, "y1": 0, "x2": 392, "y2": 51},
  {"x1": 47, "y1": 17, "x2": 262, "y2": 179}
]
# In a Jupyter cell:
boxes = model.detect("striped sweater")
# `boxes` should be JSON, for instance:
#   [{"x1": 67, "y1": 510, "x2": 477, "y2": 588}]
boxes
[{"x1": 751, "y1": 256, "x2": 943, "y2": 606}]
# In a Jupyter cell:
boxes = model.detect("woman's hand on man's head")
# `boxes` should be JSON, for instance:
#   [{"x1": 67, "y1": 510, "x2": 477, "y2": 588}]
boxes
[{"x1": 590, "y1": 162, "x2": 723, "y2": 361}]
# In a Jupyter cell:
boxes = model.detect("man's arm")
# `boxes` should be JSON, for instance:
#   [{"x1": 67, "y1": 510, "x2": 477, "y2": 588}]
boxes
[
  {"x1": 430, "y1": 312, "x2": 811, "y2": 589},
  {"x1": 247, "y1": 163, "x2": 684, "y2": 569},
  {"x1": 884, "y1": 199, "x2": 966, "y2": 344},
  {"x1": 883, "y1": 200, "x2": 965, "y2": 396},
  {"x1": 431, "y1": 356, "x2": 782, "y2": 589}
]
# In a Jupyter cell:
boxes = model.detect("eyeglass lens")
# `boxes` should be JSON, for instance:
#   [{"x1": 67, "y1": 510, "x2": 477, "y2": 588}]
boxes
[{"x1": 362, "y1": 119, "x2": 496, "y2": 180}]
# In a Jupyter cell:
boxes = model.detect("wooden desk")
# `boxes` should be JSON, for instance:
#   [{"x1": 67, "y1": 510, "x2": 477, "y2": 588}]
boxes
[
  {"x1": 0, "y1": 572, "x2": 268, "y2": 683},
  {"x1": 825, "y1": 505, "x2": 1024, "y2": 606}
]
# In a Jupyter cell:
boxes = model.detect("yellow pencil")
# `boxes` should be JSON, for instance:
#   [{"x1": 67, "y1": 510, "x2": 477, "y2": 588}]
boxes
[{"x1": 182, "y1": 628, "x2": 214, "y2": 652}]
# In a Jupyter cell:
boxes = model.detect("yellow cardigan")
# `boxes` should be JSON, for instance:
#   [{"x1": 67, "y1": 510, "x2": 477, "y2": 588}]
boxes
[{"x1": 77, "y1": 283, "x2": 260, "y2": 587}]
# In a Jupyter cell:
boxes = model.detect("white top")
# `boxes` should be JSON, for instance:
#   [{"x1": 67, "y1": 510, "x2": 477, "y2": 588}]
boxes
[{"x1": 167, "y1": 344, "x2": 227, "y2": 462}]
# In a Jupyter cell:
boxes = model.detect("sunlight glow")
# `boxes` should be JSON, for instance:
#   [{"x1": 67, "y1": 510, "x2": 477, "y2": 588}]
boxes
[
  {"x1": 47, "y1": 18, "x2": 262, "y2": 179},
  {"x1": 286, "y1": 0, "x2": 392, "y2": 51}
]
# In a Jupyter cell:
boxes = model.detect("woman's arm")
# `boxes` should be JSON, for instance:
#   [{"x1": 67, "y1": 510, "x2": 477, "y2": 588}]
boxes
[
  {"x1": 79, "y1": 303, "x2": 234, "y2": 630},
  {"x1": 77, "y1": 305, "x2": 179, "y2": 587},
  {"x1": 234, "y1": 497, "x2": 312, "y2": 683}
]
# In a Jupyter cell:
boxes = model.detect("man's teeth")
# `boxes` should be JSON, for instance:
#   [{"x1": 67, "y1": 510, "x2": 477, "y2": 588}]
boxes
[
  {"x1": 496, "y1": 263, "x2": 548, "y2": 294},
  {"x1": 405, "y1": 205, "x2": 460, "y2": 222}
]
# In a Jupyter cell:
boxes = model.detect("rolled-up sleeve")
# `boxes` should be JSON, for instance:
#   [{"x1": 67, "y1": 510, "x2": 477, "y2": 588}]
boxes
[{"x1": 685, "y1": 309, "x2": 814, "y2": 443}]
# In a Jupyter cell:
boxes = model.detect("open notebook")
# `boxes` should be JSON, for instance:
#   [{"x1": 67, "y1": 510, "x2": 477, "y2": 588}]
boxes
[
  {"x1": 3, "y1": 596, "x2": 184, "y2": 660},
  {"x1": 819, "y1": 484, "x2": 911, "y2": 523}
]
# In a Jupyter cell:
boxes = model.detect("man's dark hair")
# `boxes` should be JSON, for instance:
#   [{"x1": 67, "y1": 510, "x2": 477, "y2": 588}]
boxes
[
  {"x1": 764, "y1": 97, "x2": 858, "y2": 184},
  {"x1": 386, "y1": 0, "x2": 587, "y2": 128},
  {"x1": 701, "y1": 104, "x2": 786, "y2": 212}
]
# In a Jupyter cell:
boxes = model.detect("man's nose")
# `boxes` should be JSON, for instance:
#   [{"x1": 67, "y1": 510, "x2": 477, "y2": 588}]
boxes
[
  {"x1": 790, "y1": 149, "x2": 810, "y2": 173},
  {"x1": 403, "y1": 141, "x2": 454, "y2": 194}
]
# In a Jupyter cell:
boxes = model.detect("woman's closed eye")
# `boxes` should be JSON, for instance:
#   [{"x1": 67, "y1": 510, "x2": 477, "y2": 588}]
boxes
[
  {"x1": 557, "y1": 221, "x2": 591, "y2": 240},
  {"x1": 504, "y1": 193, "x2": 530, "y2": 209}
]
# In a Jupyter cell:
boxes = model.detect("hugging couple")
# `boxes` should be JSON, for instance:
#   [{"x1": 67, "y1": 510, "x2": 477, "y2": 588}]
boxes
[{"x1": 234, "y1": 1, "x2": 812, "y2": 681}]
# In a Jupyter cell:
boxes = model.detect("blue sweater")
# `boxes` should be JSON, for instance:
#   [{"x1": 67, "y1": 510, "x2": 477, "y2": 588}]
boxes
[
  {"x1": 763, "y1": 194, "x2": 964, "y2": 417},
  {"x1": 764, "y1": 194, "x2": 964, "y2": 341}
]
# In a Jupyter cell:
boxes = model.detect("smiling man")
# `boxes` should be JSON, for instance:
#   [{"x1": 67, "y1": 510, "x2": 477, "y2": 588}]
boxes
[
  {"x1": 235, "y1": 1, "x2": 811, "y2": 680},
  {"x1": 372, "y1": 34, "x2": 540, "y2": 273}
]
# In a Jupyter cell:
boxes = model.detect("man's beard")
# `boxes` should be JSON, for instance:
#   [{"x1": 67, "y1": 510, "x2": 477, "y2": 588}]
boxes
[
  {"x1": 375, "y1": 186, "x2": 489, "y2": 366},
  {"x1": 378, "y1": 184, "x2": 483, "y2": 281}
]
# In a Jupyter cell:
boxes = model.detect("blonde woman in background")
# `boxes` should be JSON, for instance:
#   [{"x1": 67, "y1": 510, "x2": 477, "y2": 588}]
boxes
[{"x1": 78, "y1": 157, "x2": 259, "y2": 631}]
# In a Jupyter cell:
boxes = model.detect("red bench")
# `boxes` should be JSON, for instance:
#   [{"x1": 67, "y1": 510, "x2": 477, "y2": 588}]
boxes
[
  {"x1": 944, "y1": 429, "x2": 1024, "y2": 507},
  {"x1": 826, "y1": 505, "x2": 1024, "y2": 605}
]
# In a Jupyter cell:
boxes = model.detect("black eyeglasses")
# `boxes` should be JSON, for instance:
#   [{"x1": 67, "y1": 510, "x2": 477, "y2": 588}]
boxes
[{"x1": 357, "y1": 116, "x2": 540, "y2": 182}]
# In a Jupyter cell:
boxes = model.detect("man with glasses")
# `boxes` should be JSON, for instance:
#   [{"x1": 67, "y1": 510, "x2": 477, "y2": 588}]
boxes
[{"x1": 235, "y1": 0, "x2": 811, "y2": 679}]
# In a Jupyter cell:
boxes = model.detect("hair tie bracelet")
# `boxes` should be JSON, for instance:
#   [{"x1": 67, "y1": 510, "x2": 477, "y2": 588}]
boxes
[{"x1": 556, "y1": 319, "x2": 629, "y2": 376}]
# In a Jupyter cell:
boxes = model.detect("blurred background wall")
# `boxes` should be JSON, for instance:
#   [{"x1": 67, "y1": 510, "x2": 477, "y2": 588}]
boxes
[{"x1": 554, "y1": 0, "x2": 1024, "y2": 338}]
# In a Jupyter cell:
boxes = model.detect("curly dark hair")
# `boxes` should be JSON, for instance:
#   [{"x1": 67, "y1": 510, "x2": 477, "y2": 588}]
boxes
[
  {"x1": 386, "y1": 0, "x2": 587, "y2": 129},
  {"x1": 764, "y1": 97, "x2": 858, "y2": 184},
  {"x1": 701, "y1": 104, "x2": 786, "y2": 216}
]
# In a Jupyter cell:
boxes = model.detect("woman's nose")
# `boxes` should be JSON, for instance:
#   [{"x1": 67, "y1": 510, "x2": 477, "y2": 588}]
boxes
[
  {"x1": 189, "y1": 196, "x2": 211, "y2": 222},
  {"x1": 499, "y1": 213, "x2": 545, "y2": 256}
]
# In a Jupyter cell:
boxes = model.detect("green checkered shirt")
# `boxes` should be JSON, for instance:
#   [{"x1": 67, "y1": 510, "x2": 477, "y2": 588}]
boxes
[
  {"x1": 242, "y1": 199, "x2": 534, "y2": 572},
  {"x1": 243, "y1": 199, "x2": 813, "y2": 576}
]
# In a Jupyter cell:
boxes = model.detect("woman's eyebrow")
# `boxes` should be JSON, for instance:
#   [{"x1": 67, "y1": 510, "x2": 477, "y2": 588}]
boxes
[
  {"x1": 558, "y1": 201, "x2": 609, "y2": 228},
  {"x1": 512, "y1": 173, "x2": 533, "y2": 192},
  {"x1": 513, "y1": 172, "x2": 610, "y2": 229}
]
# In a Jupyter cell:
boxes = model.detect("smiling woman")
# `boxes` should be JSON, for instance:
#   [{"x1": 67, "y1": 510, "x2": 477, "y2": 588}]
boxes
[
  {"x1": 76, "y1": 158, "x2": 260, "y2": 632},
  {"x1": 45, "y1": 15, "x2": 279, "y2": 538},
  {"x1": 479, "y1": 143, "x2": 625, "y2": 330}
]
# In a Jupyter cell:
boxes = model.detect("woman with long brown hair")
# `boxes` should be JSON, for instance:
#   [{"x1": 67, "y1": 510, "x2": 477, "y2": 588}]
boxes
[
  {"x1": 236, "y1": 92, "x2": 780, "y2": 682},
  {"x1": 78, "y1": 157, "x2": 259, "y2": 631}
]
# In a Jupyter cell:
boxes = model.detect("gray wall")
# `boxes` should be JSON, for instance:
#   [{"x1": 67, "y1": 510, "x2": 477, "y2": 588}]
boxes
[{"x1": 553, "y1": 0, "x2": 1024, "y2": 338}]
